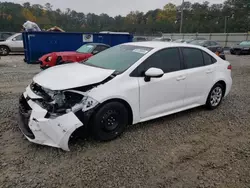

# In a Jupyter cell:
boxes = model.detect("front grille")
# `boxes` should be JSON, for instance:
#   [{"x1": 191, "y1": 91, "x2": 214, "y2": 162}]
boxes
[
  {"x1": 19, "y1": 94, "x2": 31, "y2": 113},
  {"x1": 18, "y1": 95, "x2": 35, "y2": 139}
]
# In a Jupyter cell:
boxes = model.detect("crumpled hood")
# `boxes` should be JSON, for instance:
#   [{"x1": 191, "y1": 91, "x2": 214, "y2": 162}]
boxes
[{"x1": 33, "y1": 63, "x2": 115, "y2": 90}]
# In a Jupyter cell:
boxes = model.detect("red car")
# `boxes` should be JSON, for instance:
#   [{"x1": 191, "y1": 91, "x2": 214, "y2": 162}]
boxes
[{"x1": 39, "y1": 43, "x2": 110, "y2": 69}]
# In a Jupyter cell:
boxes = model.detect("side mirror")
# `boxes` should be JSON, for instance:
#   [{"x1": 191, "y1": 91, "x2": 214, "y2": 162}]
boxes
[
  {"x1": 12, "y1": 38, "x2": 16, "y2": 41},
  {"x1": 92, "y1": 50, "x2": 99, "y2": 55},
  {"x1": 144, "y1": 68, "x2": 164, "y2": 82}
]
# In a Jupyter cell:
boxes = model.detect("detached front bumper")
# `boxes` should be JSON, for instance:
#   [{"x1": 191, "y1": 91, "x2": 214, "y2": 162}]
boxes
[{"x1": 18, "y1": 86, "x2": 84, "y2": 151}]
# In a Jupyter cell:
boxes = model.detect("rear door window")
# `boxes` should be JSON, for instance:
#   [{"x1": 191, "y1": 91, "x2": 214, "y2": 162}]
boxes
[{"x1": 182, "y1": 48, "x2": 204, "y2": 69}]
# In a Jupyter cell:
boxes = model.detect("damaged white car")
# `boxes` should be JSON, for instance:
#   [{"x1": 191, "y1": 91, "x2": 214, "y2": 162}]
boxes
[{"x1": 19, "y1": 42, "x2": 232, "y2": 151}]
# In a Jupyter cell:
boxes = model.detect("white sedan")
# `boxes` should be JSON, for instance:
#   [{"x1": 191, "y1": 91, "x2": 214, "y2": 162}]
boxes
[
  {"x1": 19, "y1": 42, "x2": 232, "y2": 150},
  {"x1": 0, "y1": 33, "x2": 23, "y2": 56}
]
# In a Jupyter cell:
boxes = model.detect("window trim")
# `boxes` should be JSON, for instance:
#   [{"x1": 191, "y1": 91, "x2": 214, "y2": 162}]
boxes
[{"x1": 130, "y1": 47, "x2": 184, "y2": 77}]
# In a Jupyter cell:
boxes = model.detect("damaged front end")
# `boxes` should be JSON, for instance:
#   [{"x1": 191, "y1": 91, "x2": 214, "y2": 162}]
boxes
[{"x1": 18, "y1": 82, "x2": 99, "y2": 151}]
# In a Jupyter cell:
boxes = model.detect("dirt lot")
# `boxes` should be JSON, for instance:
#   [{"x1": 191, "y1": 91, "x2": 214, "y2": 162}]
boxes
[{"x1": 0, "y1": 54, "x2": 250, "y2": 188}]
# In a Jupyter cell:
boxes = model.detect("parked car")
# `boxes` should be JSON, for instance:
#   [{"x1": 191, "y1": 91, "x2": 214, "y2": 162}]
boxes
[
  {"x1": 190, "y1": 40, "x2": 226, "y2": 60},
  {"x1": 174, "y1": 39, "x2": 186, "y2": 43},
  {"x1": 0, "y1": 32, "x2": 15, "y2": 41},
  {"x1": 19, "y1": 41, "x2": 232, "y2": 151},
  {"x1": 152, "y1": 37, "x2": 172, "y2": 42},
  {"x1": 133, "y1": 36, "x2": 148, "y2": 42},
  {"x1": 0, "y1": 33, "x2": 23, "y2": 55},
  {"x1": 230, "y1": 41, "x2": 250, "y2": 55},
  {"x1": 184, "y1": 37, "x2": 207, "y2": 44},
  {"x1": 39, "y1": 43, "x2": 110, "y2": 69}
]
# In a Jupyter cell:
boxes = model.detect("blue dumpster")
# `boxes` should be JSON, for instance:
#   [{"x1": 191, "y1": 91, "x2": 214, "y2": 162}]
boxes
[{"x1": 22, "y1": 32, "x2": 133, "y2": 64}]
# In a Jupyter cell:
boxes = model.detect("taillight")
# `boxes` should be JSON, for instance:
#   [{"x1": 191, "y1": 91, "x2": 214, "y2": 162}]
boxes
[{"x1": 227, "y1": 65, "x2": 232, "y2": 70}]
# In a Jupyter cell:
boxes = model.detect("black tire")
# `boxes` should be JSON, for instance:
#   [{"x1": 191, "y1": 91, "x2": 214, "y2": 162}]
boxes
[
  {"x1": 90, "y1": 102, "x2": 128, "y2": 141},
  {"x1": 206, "y1": 83, "x2": 224, "y2": 110},
  {"x1": 230, "y1": 50, "x2": 235, "y2": 55},
  {"x1": 0, "y1": 45, "x2": 10, "y2": 56}
]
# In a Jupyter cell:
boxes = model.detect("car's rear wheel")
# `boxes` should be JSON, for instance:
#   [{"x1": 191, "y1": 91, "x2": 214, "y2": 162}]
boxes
[
  {"x1": 206, "y1": 83, "x2": 224, "y2": 110},
  {"x1": 0, "y1": 46, "x2": 10, "y2": 56},
  {"x1": 90, "y1": 102, "x2": 128, "y2": 141}
]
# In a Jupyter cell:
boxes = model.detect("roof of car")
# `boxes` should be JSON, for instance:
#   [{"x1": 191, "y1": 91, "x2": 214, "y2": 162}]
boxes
[{"x1": 124, "y1": 41, "x2": 204, "y2": 49}]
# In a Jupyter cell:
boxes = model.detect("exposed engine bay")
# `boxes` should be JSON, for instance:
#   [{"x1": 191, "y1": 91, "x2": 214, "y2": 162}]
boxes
[{"x1": 29, "y1": 81, "x2": 100, "y2": 117}]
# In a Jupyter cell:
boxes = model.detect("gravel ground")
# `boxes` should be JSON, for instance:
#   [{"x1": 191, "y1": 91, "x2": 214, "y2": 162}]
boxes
[{"x1": 0, "y1": 54, "x2": 250, "y2": 188}]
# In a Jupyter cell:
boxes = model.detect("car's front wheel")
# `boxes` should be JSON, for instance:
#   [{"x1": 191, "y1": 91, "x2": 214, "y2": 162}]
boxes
[
  {"x1": 90, "y1": 101, "x2": 128, "y2": 141},
  {"x1": 206, "y1": 83, "x2": 224, "y2": 110},
  {"x1": 0, "y1": 46, "x2": 10, "y2": 56}
]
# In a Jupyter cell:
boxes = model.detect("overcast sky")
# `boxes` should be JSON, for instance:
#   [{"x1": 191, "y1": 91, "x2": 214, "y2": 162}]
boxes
[{"x1": 4, "y1": 0, "x2": 225, "y2": 16}]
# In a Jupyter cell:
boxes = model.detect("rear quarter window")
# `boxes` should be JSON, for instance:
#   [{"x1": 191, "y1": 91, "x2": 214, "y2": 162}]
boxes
[
  {"x1": 202, "y1": 51, "x2": 216, "y2": 65},
  {"x1": 182, "y1": 48, "x2": 204, "y2": 69}
]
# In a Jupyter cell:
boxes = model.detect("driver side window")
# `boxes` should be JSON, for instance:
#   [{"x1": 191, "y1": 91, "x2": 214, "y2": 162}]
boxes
[{"x1": 136, "y1": 48, "x2": 182, "y2": 76}]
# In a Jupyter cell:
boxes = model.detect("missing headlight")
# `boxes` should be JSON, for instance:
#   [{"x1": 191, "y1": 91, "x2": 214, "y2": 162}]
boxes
[{"x1": 64, "y1": 91, "x2": 84, "y2": 106}]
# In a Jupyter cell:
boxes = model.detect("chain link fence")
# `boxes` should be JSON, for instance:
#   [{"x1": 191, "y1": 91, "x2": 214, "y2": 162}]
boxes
[{"x1": 135, "y1": 33, "x2": 250, "y2": 48}]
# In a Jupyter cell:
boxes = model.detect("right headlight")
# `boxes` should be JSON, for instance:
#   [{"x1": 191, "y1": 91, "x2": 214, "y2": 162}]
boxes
[
  {"x1": 46, "y1": 56, "x2": 52, "y2": 62},
  {"x1": 81, "y1": 96, "x2": 99, "y2": 112},
  {"x1": 69, "y1": 95, "x2": 99, "y2": 113}
]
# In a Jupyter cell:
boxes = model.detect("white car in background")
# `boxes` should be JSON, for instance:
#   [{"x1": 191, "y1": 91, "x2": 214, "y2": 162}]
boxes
[
  {"x1": 19, "y1": 42, "x2": 232, "y2": 151},
  {"x1": 152, "y1": 37, "x2": 172, "y2": 42},
  {"x1": 0, "y1": 33, "x2": 23, "y2": 55}
]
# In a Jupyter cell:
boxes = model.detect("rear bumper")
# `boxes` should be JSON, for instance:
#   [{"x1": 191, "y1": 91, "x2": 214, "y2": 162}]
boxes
[
  {"x1": 18, "y1": 87, "x2": 84, "y2": 151},
  {"x1": 225, "y1": 77, "x2": 232, "y2": 97}
]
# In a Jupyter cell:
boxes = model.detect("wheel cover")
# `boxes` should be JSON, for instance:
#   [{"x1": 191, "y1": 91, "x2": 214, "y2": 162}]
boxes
[
  {"x1": 101, "y1": 110, "x2": 120, "y2": 132},
  {"x1": 210, "y1": 87, "x2": 222, "y2": 107},
  {"x1": 0, "y1": 47, "x2": 7, "y2": 55}
]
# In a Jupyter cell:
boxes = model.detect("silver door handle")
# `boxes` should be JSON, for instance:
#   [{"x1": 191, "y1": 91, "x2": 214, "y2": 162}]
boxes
[{"x1": 176, "y1": 75, "x2": 186, "y2": 81}]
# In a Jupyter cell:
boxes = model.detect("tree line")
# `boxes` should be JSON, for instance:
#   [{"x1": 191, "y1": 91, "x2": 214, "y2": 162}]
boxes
[{"x1": 0, "y1": 0, "x2": 249, "y2": 34}]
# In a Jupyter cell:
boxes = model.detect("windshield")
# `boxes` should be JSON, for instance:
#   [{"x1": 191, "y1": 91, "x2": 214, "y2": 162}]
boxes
[
  {"x1": 239, "y1": 41, "x2": 250, "y2": 46},
  {"x1": 77, "y1": 44, "x2": 95, "y2": 53},
  {"x1": 82, "y1": 45, "x2": 152, "y2": 73}
]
